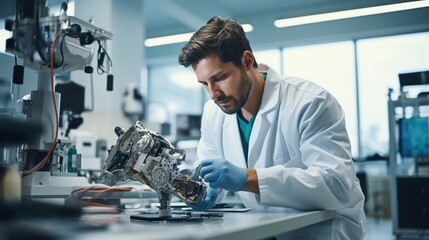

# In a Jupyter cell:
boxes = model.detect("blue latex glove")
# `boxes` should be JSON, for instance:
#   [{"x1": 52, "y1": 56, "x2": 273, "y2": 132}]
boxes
[
  {"x1": 187, "y1": 187, "x2": 218, "y2": 211},
  {"x1": 198, "y1": 159, "x2": 246, "y2": 192}
]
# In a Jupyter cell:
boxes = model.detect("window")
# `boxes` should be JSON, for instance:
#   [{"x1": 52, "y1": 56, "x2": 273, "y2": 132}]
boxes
[
  {"x1": 357, "y1": 32, "x2": 429, "y2": 158},
  {"x1": 147, "y1": 65, "x2": 204, "y2": 123},
  {"x1": 146, "y1": 32, "x2": 429, "y2": 159},
  {"x1": 282, "y1": 41, "x2": 358, "y2": 157},
  {"x1": 147, "y1": 49, "x2": 282, "y2": 124},
  {"x1": 253, "y1": 49, "x2": 282, "y2": 74}
]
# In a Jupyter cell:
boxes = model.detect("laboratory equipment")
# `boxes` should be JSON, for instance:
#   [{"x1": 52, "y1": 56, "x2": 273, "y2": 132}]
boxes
[
  {"x1": 122, "y1": 82, "x2": 145, "y2": 124},
  {"x1": 388, "y1": 75, "x2": 429, "y2": 238},
  {"x1": 399, "y1": 117, "x2": 429, "y2": 158},
  {"x1": 55, "y1": 81, "x2": 85, "y2": 137},
  {"x1": 399, "y1": 70, "x2": 429, "y2": 92},
  {"x1": 175, "y1": 114, "x2": 202, "y2": 142},
  {"x1": 3, "y1": 0, "x2": 113, "y2": 199},
  {"x1": 100, "y1": 121, "x2": 207, "y2": 218}
]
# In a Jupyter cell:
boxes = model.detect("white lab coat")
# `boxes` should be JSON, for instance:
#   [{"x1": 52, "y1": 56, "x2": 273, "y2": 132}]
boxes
[{"x1": 197, "y1": 67, "x2": 366, "y2": 240}]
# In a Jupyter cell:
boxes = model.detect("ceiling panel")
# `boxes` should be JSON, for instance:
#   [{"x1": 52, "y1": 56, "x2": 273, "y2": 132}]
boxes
[{"x1": 2, "y1": 0, "x2": 428, "y2": 65}]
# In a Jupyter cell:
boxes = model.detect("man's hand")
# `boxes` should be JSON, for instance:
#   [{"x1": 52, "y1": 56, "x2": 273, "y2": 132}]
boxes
[
  {"x1": 186, "y1": 187, "x2": 218, "y2": 211},
  {"x1": 198, "y1": 159, "x2": 246, "y2": 192}
]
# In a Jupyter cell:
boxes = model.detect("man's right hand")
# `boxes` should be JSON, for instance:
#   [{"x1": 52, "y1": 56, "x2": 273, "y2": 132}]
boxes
[{"x1": 187, "y1": 187, "x2": 218, "y2": 211}]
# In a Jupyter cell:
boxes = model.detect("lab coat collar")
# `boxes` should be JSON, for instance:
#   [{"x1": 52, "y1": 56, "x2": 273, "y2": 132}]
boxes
[
  {"x1": 221, "y1": 67, "x2": 281, "y2": 169},
  {"x1": 258, "y1": 67, "x2": 280, "y2": 115},
  {"x1": 223, "y1": 114, "x2": 247, "y2": 168},
  {"x1": 247, "y1": 67, "x2": 280, "y2": 168}
]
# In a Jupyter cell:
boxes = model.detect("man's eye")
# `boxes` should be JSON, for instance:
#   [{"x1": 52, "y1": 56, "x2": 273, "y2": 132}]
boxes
[{"x1": 214, "y1": 76, "x2": 224, "y2": 82}]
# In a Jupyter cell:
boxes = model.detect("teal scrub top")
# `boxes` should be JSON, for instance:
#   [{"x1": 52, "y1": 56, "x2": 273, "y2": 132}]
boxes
[
  {"x1": 237, "y1": 113, "x2": 256, "y2": 165},
  {"x1": 236, "y1": 71, "x2": 267, "y2": 165}
]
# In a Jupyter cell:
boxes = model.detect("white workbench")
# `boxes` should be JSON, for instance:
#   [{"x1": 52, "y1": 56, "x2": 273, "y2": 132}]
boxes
[{"x1": 76, "y1": 207, "x2": 335, "y2": 240}]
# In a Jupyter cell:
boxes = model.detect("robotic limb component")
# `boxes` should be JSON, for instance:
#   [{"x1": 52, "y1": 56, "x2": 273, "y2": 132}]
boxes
[{"x1": 100, "y1": 121, "x2": 206, "y2": 217}]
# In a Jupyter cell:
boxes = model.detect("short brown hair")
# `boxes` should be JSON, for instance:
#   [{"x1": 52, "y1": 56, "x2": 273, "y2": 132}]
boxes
[{"x1": 178, "y1": 16, "x2": 257, "y2": 68}]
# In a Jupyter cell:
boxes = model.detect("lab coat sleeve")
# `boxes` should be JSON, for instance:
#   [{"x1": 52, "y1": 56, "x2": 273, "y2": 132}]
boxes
[
  {"x1": 197, "y1": 101, "x2": 223, "y2": 162},
  {"x1": 257, "y1": 92, "x2": 358, "y2": 210},
  {"x1": 196, "y1": 101, "x2": 228, "y2": 202}
]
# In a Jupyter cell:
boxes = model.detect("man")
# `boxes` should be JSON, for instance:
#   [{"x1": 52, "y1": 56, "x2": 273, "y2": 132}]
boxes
[{"x1": 178, "y1": 16, "x2": 366, "y2": 239}]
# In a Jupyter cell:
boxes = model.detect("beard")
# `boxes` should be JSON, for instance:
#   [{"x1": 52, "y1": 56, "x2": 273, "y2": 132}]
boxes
[{"x1": 215, "y1": 69, "x2": 252, "y2": 115}]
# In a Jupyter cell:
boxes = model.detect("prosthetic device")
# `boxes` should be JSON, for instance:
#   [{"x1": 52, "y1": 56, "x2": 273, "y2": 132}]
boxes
[{"x1": 100, "y1": 121, "x2": 206, "y2": 218}]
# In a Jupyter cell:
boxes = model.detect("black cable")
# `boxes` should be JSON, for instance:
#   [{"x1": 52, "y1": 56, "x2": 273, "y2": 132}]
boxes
[
  {"x1": 96, "y1": 40, "x2": 113, "y2": 74},
  {"x1": 97, "y1": 42, "x2": 106, "y2": 74},
  {"x1": 34, "y1": 0, "x2": 49, "y2": 64},
  {"x1": 97, "y1": 43, "x2": 104, "y2": 74},
  {"x1": 15, "y1": 55, "x2": 17, "y2": 65},
  {"x1": 46, "y1": 33, "x2": 62, "y2": 69},
  {"x1": 56, "y1": 34, "x2": 67, "y2": 68},
  {"x1": 51, "y1": 32, "x2": 77, "y2": 69}
]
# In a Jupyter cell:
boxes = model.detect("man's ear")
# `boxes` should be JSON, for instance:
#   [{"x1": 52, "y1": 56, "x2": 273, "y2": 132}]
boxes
[{"x1": 241, "y1": 50, "x2": 254, "y2": 70}]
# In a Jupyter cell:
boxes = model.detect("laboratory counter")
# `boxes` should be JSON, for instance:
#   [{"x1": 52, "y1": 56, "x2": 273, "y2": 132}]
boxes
[
  {"x1": 0, "y1": 203, "x2": 334, "y2": 239},
  {"x1": 75, "y1": 207, "x2": 335, "y2": 240}
]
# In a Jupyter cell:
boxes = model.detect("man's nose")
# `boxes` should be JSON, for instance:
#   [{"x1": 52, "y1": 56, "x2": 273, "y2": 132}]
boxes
[{"x1": 207, "y1": 83, "x2": 220, "y2": 100}]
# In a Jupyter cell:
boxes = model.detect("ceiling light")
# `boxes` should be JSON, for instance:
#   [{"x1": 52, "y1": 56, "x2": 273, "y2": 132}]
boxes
[
  {"x1": 241, "y1": 24, "x2": 253, "y2": 32},
  {"x1": 145, "y1": 32, "x2": 194, "y2": 47},
  {"x1": 145, "y1": 23, "x2": 253, "y2": 47},
  {"x1": 274, "y1": 1, "x2": 429, "y2": 28}
]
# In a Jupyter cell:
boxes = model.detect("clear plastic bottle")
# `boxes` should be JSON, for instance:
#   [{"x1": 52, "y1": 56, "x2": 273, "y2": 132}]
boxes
[{"x1": 3, "y1": 163, "x2": 21, "y2": 203}]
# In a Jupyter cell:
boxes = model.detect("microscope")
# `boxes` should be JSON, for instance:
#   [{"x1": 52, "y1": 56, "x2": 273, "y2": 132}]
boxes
[
  {"x1": 4, "y1": 0, "x2": 113, "y2": 200},
  {"x1": 4, "y1": 1, "x2": 207, "y2": 213}
]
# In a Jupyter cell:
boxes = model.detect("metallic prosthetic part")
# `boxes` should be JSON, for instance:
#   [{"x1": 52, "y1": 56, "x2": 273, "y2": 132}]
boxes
[{"x1": 100, "y1": 121, "x2": 206, "y2": 217}]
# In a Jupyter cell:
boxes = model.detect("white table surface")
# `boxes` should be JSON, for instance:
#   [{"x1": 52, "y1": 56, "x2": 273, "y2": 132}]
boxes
[{"x1": 76, "y1": 207, "x2": 335, "y2": 240}]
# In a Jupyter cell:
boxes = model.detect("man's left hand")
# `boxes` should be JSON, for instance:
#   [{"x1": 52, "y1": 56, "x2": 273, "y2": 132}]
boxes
[{"x1": 198, "y1": 159, "x2": 246, "y2": 192}]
